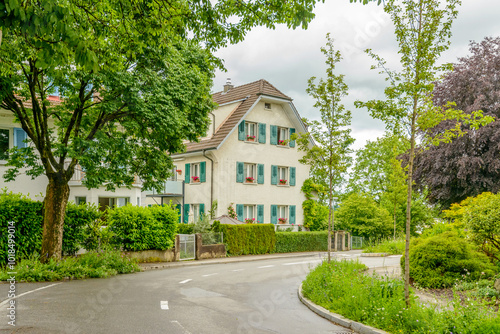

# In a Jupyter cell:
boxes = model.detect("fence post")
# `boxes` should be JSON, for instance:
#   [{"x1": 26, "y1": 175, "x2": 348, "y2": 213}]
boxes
[
  {"x1": 174, "y1": 234, "x2": 180, "y2": 261},
  {"x1": 347, "y1": 232, "x2": 351, "y2": 251},
  {"x1": 195, "y1": 233, "x2": 202, "y2": 260}
]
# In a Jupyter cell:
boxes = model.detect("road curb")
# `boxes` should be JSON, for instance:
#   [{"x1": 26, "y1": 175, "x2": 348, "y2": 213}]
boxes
[
  {"x1": 360, "y1": 253, "x2": 390, "y2": 257},
  {"x1": 139, "y1": 252, "x2": 329, "y2": 271},
  {"x1": 298, "y1": 283, "x2": 389, "y2": 334}
]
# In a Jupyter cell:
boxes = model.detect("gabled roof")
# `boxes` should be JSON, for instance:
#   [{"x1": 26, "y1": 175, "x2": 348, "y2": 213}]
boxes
[{"x1": 183, "y1": 79, "x2": 292, "y2": 153}]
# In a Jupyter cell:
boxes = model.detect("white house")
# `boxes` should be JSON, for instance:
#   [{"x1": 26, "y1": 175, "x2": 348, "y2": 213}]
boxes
[
  {"x1": 0, "y1": 96, "x2": 143, "y2": 210},
  {"x1": 145, "y1": 79, "x2": 312, "y2": 228}
]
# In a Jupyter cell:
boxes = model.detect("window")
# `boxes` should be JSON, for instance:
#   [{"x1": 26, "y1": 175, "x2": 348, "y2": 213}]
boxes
[
  {"x1": 244, "y1": 163, "x2": 256, "y2": 183},
  {"x1": 245, "y1": 121, "x2": 257, "y2": 142},
  {"x1": 98, "y1": 197, "x2": 129, "y2": 211},
  {"x1": 192, "y1": 204, "x2": 200, "y2": 222},
  {"x1": 0, "y1": 128, "x2": 9, "y2": 160},
  {"x1": 278, "y1": 205, "x2": 288, "y2": 224},
  {"x1": 191, "y1": 163, "x2": 200, "y2": 182},
  {"x1": 278, "y1": 166, "x2": 288, "y2": 185},
  {"x1": 137, "y1": 197, "x2": 141, "y2": 206},
  {"x1": 75, "y1": 196, "x2": 86, "y2": 205},
  {"x1": 243, "y1": 205, "x2": 255, "y2": 223},
  {"x1": 264, "y1": 103, "x2": 272, "y2": 110},
  {"x1": 278, "y1": 127, "x2": 288, "y2": 145},
  {"x1": 169, "y1": 165, "x2": 177, "y2": 181}
]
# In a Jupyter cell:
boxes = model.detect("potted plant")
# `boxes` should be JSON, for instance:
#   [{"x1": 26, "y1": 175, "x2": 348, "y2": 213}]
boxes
[
  {"x1": 279, "y1": 179, "x2": 287, "y2": 185},
  {"x1": 278, "y1": 218, "x2": 287, "y2": 224},
  {"x1": 278, "y1": 140, "x2": 287, "y2": 146},
  {"x1": 245, "y1": 176, "x2": 255, "y2": 183},
  {"x1": 191, "y1": 176, "x2": 200, "y2": 182},
  {"x1": 247, "y1": 135, "x2": 256, "y2": 142},
  {"x1": 176, "y1": 169, "x2": 182, "y2": 175},
  {"x1": 244, "y1": 218, "x2": 256, "y2": 224}
]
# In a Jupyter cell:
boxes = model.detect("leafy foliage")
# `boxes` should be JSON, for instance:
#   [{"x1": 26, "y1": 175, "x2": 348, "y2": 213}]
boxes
[
  {"x1": 108, "y1": 205, "x2": 178, "y2": 251},
  {"x1": 402, "y1": 231, "x2": 496, "y2": 288},
  {"x1": 218, "y1": 224, "x2": 275, "y2": 256},
  {"x1": 301, "y1": 179, "x2": 328, "y2": 231},
  {"x1": 414, "y1": 38, "x2": 500, "y2": 208},
  {"x1": 335, "y1": 193, "x2": 392, "y2": 240},
  {"x1": 363, "y1": 237, "x2": 405, "y2": 255},
  {"x1": 275, "y1": 231, "x2": 328, "y2": 253},
  {"x1": 63, "y1": 202, "x2": 102, "y2": 255},
  {"x1": 176, "y1": 223, "x2": 195, "y2": 235}
]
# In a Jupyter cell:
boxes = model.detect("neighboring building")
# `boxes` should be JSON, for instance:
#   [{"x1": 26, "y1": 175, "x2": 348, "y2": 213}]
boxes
[
  {"x1": 145, "y1": 79, "x2": 312, "y2": 228},
  {"x1": 0, "y1": 96, "x2": 143, "y2": 211}
]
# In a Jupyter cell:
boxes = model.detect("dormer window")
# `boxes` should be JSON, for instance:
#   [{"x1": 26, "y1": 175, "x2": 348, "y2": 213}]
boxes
[{"x1": 264, "y1": 103, "x2": 272, "y2": 110}]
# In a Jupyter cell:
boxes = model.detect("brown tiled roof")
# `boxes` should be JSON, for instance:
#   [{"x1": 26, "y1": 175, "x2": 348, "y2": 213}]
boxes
[{"x1": 183, "y1": 79, "x2": 291, "y2": 153}]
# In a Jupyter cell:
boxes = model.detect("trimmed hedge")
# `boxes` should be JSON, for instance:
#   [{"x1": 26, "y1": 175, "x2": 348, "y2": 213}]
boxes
[
  {"x1": 275, "y1": 231, "x2": 328, "y2": 253},
  {"x1": 108, "y1": 204, "x2": 178, "y2": 251},
  {"x1": 219, "y1": 224, "x2": 276, "y2": 255},
  {"x1": 176, "y1": 223, "x2": 195, "y2": 234}
]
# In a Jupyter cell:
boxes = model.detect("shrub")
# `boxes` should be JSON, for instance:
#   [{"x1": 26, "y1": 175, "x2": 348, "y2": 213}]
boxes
[
  {"x1": 108, "y1": 204, "x2": 177, "y2": 251},
  {"x1": 176, "y1": 223, "x2": 195, "y2": 234},
  {"x1": 402, "y1": 231, "x2": 497, "y2": 288},
  {"x1": 303, "y1": 259, "x2": 500, "y2": 334},
  {"x1": 274, "y1": 231, "x2": 328, "y2": 253},
  {"x1": 63, "y1": 202, "x2": 102, "y2": 255},
  {"x1": 219, "y1": 224, "x2": 275, "y2": 255},
  {"x1": 363, "y1": 237, "x2": 405, "y2": 255},
  {"x1": 0, "y1": 250, "x2": 140, "y2": 282}
]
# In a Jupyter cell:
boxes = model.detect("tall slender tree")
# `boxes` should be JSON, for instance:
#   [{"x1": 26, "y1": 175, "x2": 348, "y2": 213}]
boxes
[{"x1": 295, "y1": 34, "x2": 354, "y2": 262}]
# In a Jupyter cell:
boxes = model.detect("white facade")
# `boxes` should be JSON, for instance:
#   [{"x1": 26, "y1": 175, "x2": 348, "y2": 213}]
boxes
[
  {"x1": 145, "y1": 80, "x2": 312, "y2": 228},
  {"x1": 0, "y1": 108, "x2": 142, "y2": 210}
]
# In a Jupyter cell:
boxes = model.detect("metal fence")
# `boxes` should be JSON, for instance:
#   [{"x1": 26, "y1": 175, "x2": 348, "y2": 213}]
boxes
[
  {"x1": 201, "y1": 232, "x2": 223, "y2": 245},
  {"x1": 178, "y1": 234, "x2": 195, "y2": 260},
  {"x1": 351, "y1": 236, "x2": 363, "y2": 249}
]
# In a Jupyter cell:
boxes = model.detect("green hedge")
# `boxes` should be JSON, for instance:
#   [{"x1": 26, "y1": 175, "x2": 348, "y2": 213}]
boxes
[
  {"x1": 63, "y1": 203, "x2": 102, "y2": 255},
  {"x1": 219, "y1": 224, "x2": 276, "y2": 255},
  {"x1": 275, "y1": 231, "x2": 328, "y2": 253},
  {"x1": 176, "y1": 223, "x2": 195, "y2": 234},
  {"x1": 108, "y1": 204, "x2": 178, "y2": 251}
]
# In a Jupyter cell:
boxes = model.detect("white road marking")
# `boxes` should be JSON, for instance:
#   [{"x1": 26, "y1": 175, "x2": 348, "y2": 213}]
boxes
[
  {"x1": 257, "y1": 265, "x2": 275, "y2": 268},
  {"x1": 171, "y1": 320, "x2": 192, "y2": 334},
  {"x1": 202, "y1": 273, "x2": 218, "y2": 277},
  {"x1": 0, "y1": 283, "x2": 61, "y2": 308},
  {"x1": 231, "y1": 269, "x2": 244, "y2": 272},
  {"x1": 160, "y1": 301, "x2": 169, "y2": 310},
  {"x1": 282, "y1": 260, "x2": 322, "y2": 266},
  {"x1": 179, "y1": 279, "x2": 192, "y2": 284}
]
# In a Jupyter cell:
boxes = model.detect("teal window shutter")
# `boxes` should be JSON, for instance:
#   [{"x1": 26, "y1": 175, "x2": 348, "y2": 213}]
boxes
[
  {"x1": 13, "y1": 128, "x2": 27, "y2": 149},
  {"x1": 183, "y1": 204, "x2": 190, "y2": 223},
  {"x1": 289, "y1": 205, "x2": 296, "y2": 224},
  {"x1": 271, "y1": 205, "x2": 277, "y2": 224},
  {"x1": 289, "y1": 128, "x2": 296, "y2": 147},
  {"x1": 290, "y1": 167, "x2": 296, "y2": 186},
  {"x1": 185, "y1": 163, "x2": 190, "y2": 183},
  {"x1": 238, "y1": 120, "x2": 246, "y2": 141},
  {"x1": 236, "y1": 162, "x2": 244, "y2": 183},
  {"x1": 257, "y1": 205, "x2": 264, "y2": 223},
  {"x1": 257, "y1": 164, "x2": 264, "y2": 184},
  {"x1": 200, "y1": 161, "x2": 206, "y2": 182},
  {"x1": 258, "y1": 123, "x2": 266, "y2": 144},
  {"x1": 236, "y1": 204, "x2": 244, "y2": 221},
  {"x1": 176, "y1": 204, "x2": 182, "y2": 223},
  {"x1": 271, "y1": 165, "x2": 278, "y2": 185},
  {"x1": 200, "y1": 203, "x2": 205, "y2": 217},
  {"x1": 270, "y1": 125, "x2": 278, "y2": 145}
]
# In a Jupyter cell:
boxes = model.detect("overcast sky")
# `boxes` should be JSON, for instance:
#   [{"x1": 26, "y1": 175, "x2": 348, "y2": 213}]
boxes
[{"x1": 212, "y1": 0, "x2": 500, "y2": 151}]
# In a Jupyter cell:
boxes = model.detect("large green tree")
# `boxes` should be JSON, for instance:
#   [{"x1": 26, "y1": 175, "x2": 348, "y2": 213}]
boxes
[
  {"x1": 295, "y1": 34, "x2": 355, "y2": 261},
  {"x1": 0, "y1": 0, "x2": 323, "y2": 261}
]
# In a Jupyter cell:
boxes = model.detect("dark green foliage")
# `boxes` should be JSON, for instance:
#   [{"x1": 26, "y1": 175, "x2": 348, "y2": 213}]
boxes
[
  {"x1": 219, "y1": 224, "x2": 276, "y2": 255},
  {"x1": 0, "y1": 191, "x2": 43, "y2": 264},
  {"x1": 402, "y1": 231, "x2": 497, "y2": 288},
  {"x1": 0, "y1": 251, "x2": 140, "y2": 282},
  {"x1": 63, "y1": 203, "x2": 102, "y2": 255},
  {"x1": 176, "y1": 223, "x2": 195, "y2": 235},
  {"x1": 108, "y1": 205, "x2": 178, "y2": 251},
  {"x1": 275, "y1": 232, "x2": 328, "y2": 253}
]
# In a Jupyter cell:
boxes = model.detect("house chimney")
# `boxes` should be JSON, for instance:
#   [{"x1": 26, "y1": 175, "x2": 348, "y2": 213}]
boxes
[{"x1": 223, "y1": 78, "x2": 234, "y2": 93}]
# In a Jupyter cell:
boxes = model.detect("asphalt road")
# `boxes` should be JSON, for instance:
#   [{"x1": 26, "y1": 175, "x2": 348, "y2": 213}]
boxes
[{"x1": 0, "y1": 252, "x2": 401, "y2": 334}]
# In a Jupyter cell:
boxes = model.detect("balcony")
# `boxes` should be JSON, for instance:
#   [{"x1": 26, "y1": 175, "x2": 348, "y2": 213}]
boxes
[{"x1": 143, "y1": 180, "x2": 183, "y2": 196}]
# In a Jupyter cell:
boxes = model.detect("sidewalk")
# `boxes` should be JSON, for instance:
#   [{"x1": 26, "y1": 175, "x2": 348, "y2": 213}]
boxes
[{"x1": 139, "y1": 249, "x2": 363, "y2": 271}]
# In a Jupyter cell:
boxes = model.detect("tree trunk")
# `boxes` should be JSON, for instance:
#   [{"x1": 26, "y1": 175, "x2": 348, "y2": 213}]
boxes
[{"x1": 40, "y1": 177, "x2": 70, "y2": 262}]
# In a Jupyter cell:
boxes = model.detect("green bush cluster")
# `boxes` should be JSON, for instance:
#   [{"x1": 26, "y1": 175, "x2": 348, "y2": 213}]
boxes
[
  {"x1": 0, "y1": 250, "x2": 140, "y2": 282},
  {"x1": 218, "y1": 224, "x2": 275, "y2": 255},
  {"x1": 108, "y1": 205, "x2": 178, "y2": 251},
  {"x1": 176, "y1": 223, "x2": 195, "y2": 234},
  {"x1": 402, "y1": 231, "x2": 497, "y2": 288},
  {"x1": 363, "y1": 237, "x2": 405, "y2": 255},
  {"x1": 303, "y1": 260, "x2": 500, "y2": 334},
  {"x1": 275, "y1": 231, "x2": 328, "y2": 253},
  {"x1": 63, "y1": 202, "x2": 102, "y2": 255}
]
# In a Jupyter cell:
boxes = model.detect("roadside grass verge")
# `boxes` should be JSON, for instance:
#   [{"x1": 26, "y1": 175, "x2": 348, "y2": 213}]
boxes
[
  {"x1": 302, "y1": 260, "x2": 500, "y2": 333},
  {"x1": 0, "y1": 250, "x2": 140, "y2": 282},
  {"x1": 363, "y1": 237, "x2": 405, "y2": 255}
]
